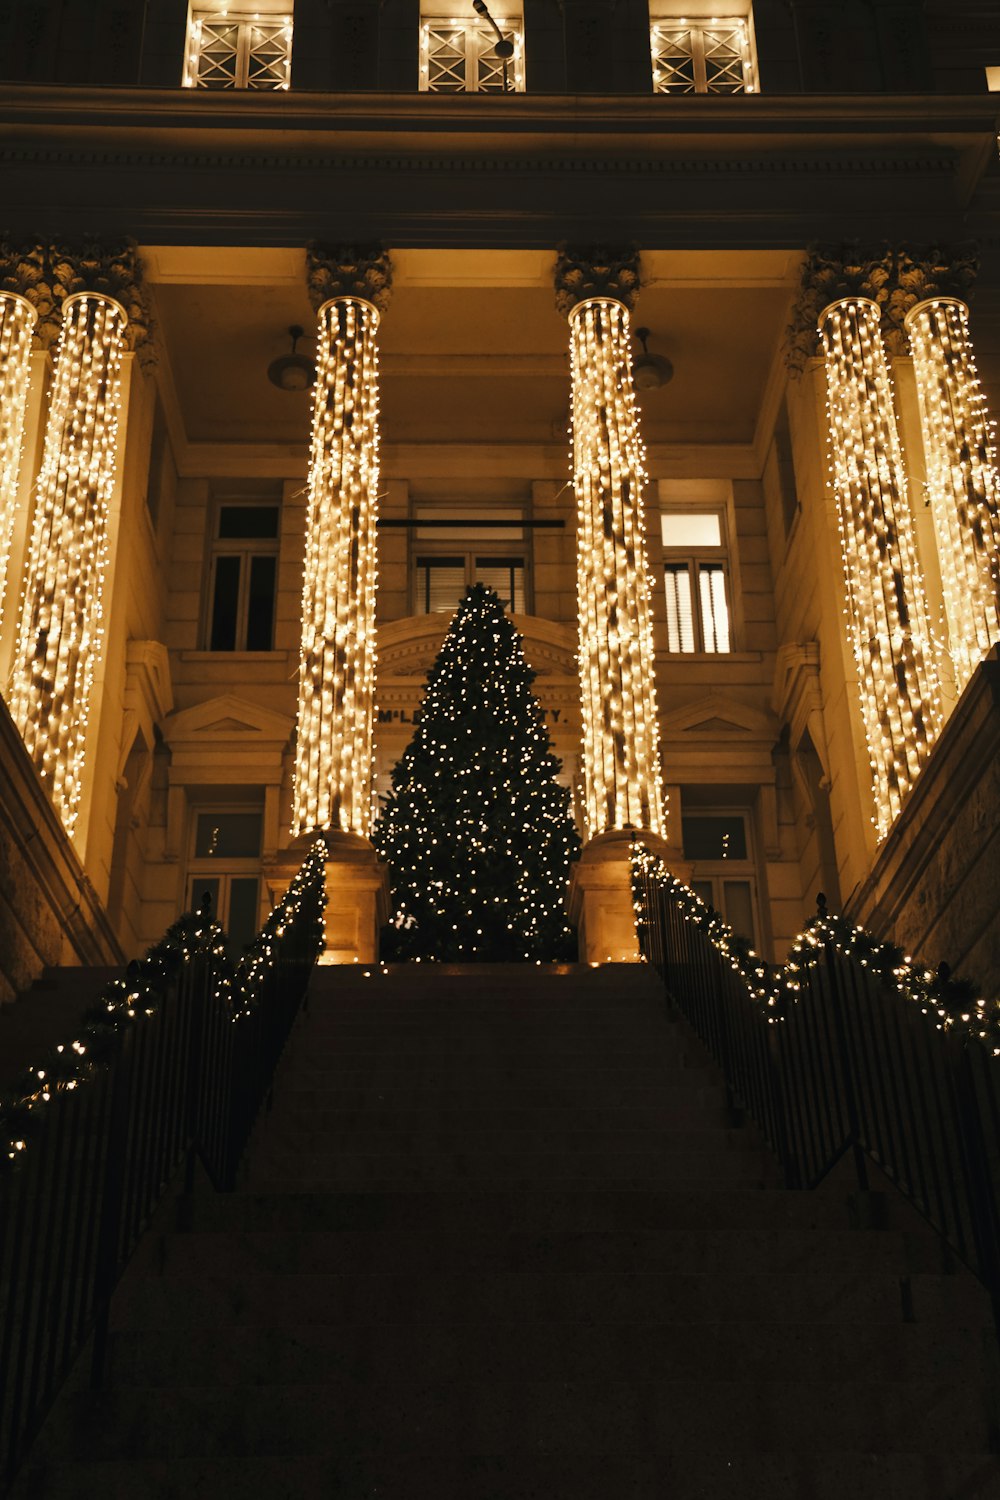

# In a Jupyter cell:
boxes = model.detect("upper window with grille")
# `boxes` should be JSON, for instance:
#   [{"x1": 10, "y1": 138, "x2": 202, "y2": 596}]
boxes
[
  {"x1": 184, "y1": 8, "x2": 293, "y2": 90},
  {"x1": 420, "y1": 13, "x2": 525, "y2": 93},
  {"x1": 662, "y1": 510, "x2": 732, "y2": 654},
  {"x1": 650, "y1": 16, "x2": 756, "y2": 95},
  {"x1": 411, "y1": 508, "x2": 528, "y2": 616}
]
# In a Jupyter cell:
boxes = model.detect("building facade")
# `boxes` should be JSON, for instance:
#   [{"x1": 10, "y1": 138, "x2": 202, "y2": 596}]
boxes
[{"x1": 0, "y1": 0, "x2": 999, "y2": 988}]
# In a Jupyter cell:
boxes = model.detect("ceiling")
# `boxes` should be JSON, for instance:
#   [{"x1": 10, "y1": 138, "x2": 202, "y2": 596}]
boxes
[{"x1": 146, "y1": 247, "x2": 802, "y2": 455}]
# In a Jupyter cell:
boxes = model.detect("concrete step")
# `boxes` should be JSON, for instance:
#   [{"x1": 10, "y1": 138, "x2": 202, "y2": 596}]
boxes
[
  {"x1": 104, "y1": 1317, "x2": 992, "y2": 1389},
  {"x1": 109, "y1": 1267, "x2": 989, "y2": 1332},
  {"x1": 269, "y1": 1101, "x2": 737, "y2": 1130},
  {"x1": 242, "y1": 1148, "x2": 774, "y2": 1190},
  {"x1": 12, "y1": 1449, "x2": 1000, "y2": 1500},
  {"x1": 37, "y1": 1374, "x2": 995, "y2": 1457},
  {"x1": 278, "y1": 1083, "x2": 729, "y2": 1111},
  {"x1": 252, "y1": 1124, "x2": 757, "y2": 1157},
  {"x1": 135, "y1": 1225, "x2": 953, "y2": 1278},
  {"x1": 175, "y1": 1187, "x2": 927, "y2": 1236}
]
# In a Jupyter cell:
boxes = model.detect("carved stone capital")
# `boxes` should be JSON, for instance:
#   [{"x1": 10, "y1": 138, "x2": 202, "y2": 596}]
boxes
[
  {"x1": 306, "y1": 244, "x2": 393, "y2": 313},
  {"x1": 884, "y1": 244, "x2": 978, "y2": 350},
  {"x1": 0, "y1": 238, "x2": 61, "y2": 348},
  {"x1": 786, "y1": 242, "x2": 979, "y2": 371},
  {"x1": 785, "y1": 243, "x2": 893, "y2": 374},
  {"x1": 554, "y1": 245, "x2": 641, "y2": 316},
  {"x1": 47, "y1": 238, "x2": 151, "y2": 356}
]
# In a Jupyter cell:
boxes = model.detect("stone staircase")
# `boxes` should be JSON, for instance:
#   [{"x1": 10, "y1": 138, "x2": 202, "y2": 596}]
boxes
[{"x1": 12, "y1": 962, "x2": 1000, "y2": 1498}]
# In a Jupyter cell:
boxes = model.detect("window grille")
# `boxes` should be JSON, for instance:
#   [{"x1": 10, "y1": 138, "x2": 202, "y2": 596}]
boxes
[
  {"x1": 662, "y1": 510, "x2": 732, "y2": 653},
  {"x1": 415, "y1": 556, "x2": 526, "y2": 616},
  {"x1": 206, "y1": 503, "x2": 280, "y2": 650},
  {"x1": 650, "y1": 19, "x2": 755, "y2": 95},
  {"x1": 185, "y1": 10, "x2": 292, "y2": 90},
  {"x1": 420, "y1": 16, "x2": 525, "y2": 93}
]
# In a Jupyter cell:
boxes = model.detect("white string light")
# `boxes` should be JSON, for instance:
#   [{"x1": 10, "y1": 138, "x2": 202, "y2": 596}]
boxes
[
  {"x1": 7, "y1": 292, "x2": 127, "y2": 837},
  {"x1": 568, "y1": 296, "x2": 664, "y2": 840},
  {"x1": 818, "y1": 297, "x2": 942, "y2": 840},
  {"x1": 0, "y1": 292, "x2": 38, "y2": 631},
  {"x1": 904, "y1": 296, "x2": 1000, "y2": 695},
  {"x1": 293, "y1": 296, "x2": 381, "y2": 838}
]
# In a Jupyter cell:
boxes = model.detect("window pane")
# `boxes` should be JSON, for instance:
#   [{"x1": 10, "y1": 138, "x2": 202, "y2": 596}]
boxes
[
  {"x1": 662, "y1": 512, "x2": 722, "y2": 548},
  {"x1": 228, "y1": 878, "x2": 261, "y2": 952},
  {"x1": 218, "y1": 505, "x2": 279, "y2": 539},
  {"x1": 195, "y1": 812, "x2": 263, "y2": 859},
  {"x1": 698, "y1": 564, "x2": 731, "y2": 652},
  {"x1": 703, "y1": 25, "x2": 749, "y2": 94},
  {"x1": 682, "y1": 815, "x2": 747, "y2": 861},
  {"x1": 723, "y1": 880, "x2": 756, "y2": 944},
  {"x1": 691, "y1": 880, "x2": 714, "y2": 909},
  {"x1": 209, "y1": 555, "x2": 241, "y2": 650},
  {"x1": 245, "y1": 555, "x2": 276, "y2": 651},
  {"x1": 416, "y1": 557, "x2": 466, "y2": 614},
  {"x1": 664, "y1": 565, "x2": 696, "y2": 653},
  {"x1": 475, "y1": 558, "x2": 525, "y2": 612},
  {"x1": 187, "y1": 875, "x2": 220, "y2": 920}
]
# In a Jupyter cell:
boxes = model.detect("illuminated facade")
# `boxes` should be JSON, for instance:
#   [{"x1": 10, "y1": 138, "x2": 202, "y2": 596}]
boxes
[{"x1": 0, "y1": 0, "x2": 998, "y2": 983}]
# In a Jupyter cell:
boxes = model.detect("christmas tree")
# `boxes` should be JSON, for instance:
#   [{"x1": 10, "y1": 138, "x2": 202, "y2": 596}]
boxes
[{"x1": 374, "y1": 584, "x2": 580, "y2": 961}]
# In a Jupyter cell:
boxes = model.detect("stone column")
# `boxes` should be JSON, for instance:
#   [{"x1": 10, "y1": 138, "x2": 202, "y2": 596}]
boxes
[
  {"x1": 6, "y1": 241, "x2": 147, "y2": 841},
  {"x1": 815, "y1": 285, "x2": 942, "y2": 840},
  {"x1": 903, "y1": 283, "x2": 1000, "y2": 697},
  {"x1": 290, "y1": 245, "x2": 391, "y2": 962},
  {"x1": 556, "y1": 247, "x2": 673, "y2": 962}
]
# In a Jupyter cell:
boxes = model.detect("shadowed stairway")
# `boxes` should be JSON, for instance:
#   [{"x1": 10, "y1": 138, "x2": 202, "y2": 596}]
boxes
[{"x1": 13, "y1": 962, "x2": 1000, "y2": 1498}]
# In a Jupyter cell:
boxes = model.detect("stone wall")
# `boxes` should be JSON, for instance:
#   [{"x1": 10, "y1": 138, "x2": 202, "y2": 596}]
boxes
[
  {"x1": 848, "y1": 650, "x2": 1000, "y2": 1001},
  {"x1": 0, "y1": 696, "x2": 123, "y2": 1006}
]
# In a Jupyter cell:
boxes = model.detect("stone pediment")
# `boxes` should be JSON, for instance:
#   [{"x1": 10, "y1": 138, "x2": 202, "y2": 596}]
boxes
[
  {"x1": 377, "y1": 613, "x2": 576, "y2": 680},
  {"x1": 663, "y1": 694, "x2": 778, "y2": 744},
  {"x1": 162, "y1": 694, "x2": 294, "y2": 749}
]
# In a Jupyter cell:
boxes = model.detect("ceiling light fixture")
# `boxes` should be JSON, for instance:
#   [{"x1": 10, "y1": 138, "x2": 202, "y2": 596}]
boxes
[
  {"x1": 632, "y1": 326, "x2": 674, "y2": 390},
  {"x1": 267, "y1": 324, "x2": 316, "y2": 391}
]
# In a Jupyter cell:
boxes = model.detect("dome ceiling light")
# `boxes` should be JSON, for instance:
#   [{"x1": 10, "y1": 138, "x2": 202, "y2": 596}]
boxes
[
  {"x1": 267, "y1": 324, "x2": 316, "y2": 391},
  {"x1": 632, "y1": 326, "x2": 674, "y2": 390}
]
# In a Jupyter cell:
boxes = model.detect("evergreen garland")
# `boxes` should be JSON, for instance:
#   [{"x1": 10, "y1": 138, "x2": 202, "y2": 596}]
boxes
[{"x1": 374, "y1": 585, "x2": 580, "y2": 961}]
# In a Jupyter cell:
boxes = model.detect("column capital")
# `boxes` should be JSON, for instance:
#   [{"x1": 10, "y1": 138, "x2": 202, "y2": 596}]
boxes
[
  {"x1": 0, "y1": 238, "x2": 61, "y2": 349},
  {"x1": 306, "y1": 244, "x2": 393, "y2": 314},
  {"x1": 786, "y1": 242, "x2": 980, "y2": 372},
  {"x1": 554, "y1": 245, "x2": 641, "y2": 317},
  {"x1": 47, "y1": 238, "x2": 152, "y2": 359}
]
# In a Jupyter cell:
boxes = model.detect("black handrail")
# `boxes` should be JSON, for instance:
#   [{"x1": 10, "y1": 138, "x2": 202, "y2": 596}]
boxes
[
  {"x1": 631, "y1": 841, "x2": 1000, "y2": 1323},
  {"x1": 0, "y1": 839, "x2": 326, "y2": 1491}
]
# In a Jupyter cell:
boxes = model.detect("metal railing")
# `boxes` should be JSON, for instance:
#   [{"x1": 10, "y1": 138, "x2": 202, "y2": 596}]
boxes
[
  {"x1": 0, "y1": 840, "x2": 326, "y2": 1490},
  {"x1": 632, "y1": 842, "x2": 1000, "y2": 1320}
]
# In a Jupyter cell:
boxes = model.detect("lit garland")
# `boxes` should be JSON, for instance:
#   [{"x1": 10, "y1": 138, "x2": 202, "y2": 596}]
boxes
[
  {"x1": 631, "y1": 841, "x2": 1000, "y2": 1048},
  {"x1": 1, "y1": 838, "x2": 326, "y2": 1168},
  {"x1": 904, "y1": 297, "x2": 1000, "y2": 694},
  {"x1": 293, "y1": 296, "x2": 381, "y2": 838},
  {"x1": 818, "y1": 297, "x2": 942, "y2": 839},
  {"x1": 0, "y1": 292, "x2": 37, "y2": 630},
  {"x1": 568, "y1": 297, "x2": 664, "y2": 840},
  {"x1": 7, "y1": 292, "x2": 128, "y2": 837}
]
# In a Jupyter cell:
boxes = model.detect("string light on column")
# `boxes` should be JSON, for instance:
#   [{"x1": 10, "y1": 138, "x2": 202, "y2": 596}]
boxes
[
  {"x1": 7, "y1": 292, "x2": 127, "y2": 836},
  {"x1": 0, "y1": 292, "x2": 37, "y2": 628},
  {"x1": 566, "y1": 288, "x2": 664, "y2": 840},
  {"x1": 818, "y1": 297, "x2": 942, "y2": 839},
  {"x1": 292, "y1": 295, "x2": 382, "y2": 837},
  {"x1": 904, "y1": 297, "x2": 1000, "y2": 694}
]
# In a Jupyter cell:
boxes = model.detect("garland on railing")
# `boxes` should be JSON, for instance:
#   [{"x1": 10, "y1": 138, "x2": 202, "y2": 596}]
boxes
[
  {"x1": 1, "y1": 839, "x2": 327, "y2": 1166},
  {"x1": 631, "y1": 841, "x2": 1000, "y2": 1051}
]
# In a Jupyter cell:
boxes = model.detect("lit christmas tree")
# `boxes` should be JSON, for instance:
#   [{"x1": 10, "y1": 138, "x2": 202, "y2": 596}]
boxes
[{"x1": 374, "y1": 584, "x2": 580, "y2": 961}]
